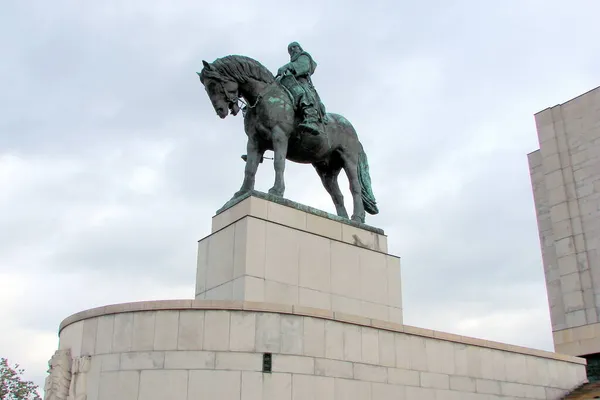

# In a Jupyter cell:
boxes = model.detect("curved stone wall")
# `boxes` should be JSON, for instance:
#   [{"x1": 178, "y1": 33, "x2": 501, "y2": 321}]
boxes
[{"x1": 58, "y1": 300, "x2": 587, "y2": 400}]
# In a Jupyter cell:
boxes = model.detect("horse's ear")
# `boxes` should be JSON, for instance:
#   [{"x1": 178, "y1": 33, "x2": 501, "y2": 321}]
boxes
[{"x1": 202, "y1": 60, "x2": 211, "y2": 70}]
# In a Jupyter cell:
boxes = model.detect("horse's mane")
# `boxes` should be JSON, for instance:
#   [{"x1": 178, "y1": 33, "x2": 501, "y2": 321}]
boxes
[{"x1": 200, "y1": 55, "x2": 275, "y2": 84}]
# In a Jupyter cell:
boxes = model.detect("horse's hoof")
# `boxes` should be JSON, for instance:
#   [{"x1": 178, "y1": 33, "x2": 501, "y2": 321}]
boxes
[
  {"x1": 268, "y1": 187, "x2": 284, "y2": 197},
  {"x1": 351, "y1": 215, "x2": 365, "y2": 223}
]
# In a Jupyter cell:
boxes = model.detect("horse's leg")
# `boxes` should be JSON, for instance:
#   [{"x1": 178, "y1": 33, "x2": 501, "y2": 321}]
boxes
[
  {"x1": 314, "y1": 164, "x2": 349, "y2": 219},
  {"x1": 341, "y1": 153, "x2": 365, "y2": 223},
  {"x1": 268, "y1": 126, "x2": 288, "y2": 197},
  {"x1": 233, "y1": 138, "x2": 263, "y2": 198}
]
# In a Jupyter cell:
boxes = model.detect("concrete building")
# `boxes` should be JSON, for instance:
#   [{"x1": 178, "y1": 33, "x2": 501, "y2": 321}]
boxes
[{"x1": 529, "y1": 86, "x2": 600, "y2": 380}]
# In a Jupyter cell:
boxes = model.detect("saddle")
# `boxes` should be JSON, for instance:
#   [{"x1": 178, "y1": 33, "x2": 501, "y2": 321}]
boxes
[{"x1": 277, "y1": 73, "x2": 328, "y2": 125}]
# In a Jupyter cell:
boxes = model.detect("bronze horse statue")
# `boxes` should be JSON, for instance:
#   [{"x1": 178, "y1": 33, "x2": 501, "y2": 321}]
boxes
[{"x1": 198, "y1": 55, "x2": 378, "y2": 223}]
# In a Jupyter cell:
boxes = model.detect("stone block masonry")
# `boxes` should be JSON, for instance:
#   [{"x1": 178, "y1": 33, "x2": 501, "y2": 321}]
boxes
[
  {"x1": 57, "y1": 300, "x2": 587, "y2": 400},
  {"x1": 195, "y1": 193, "x2": 402, "y2": 324},
  {"x1": 528, "y1": 85, "x2": 600, "y2": 357},
  {"x1": 47, "y1": 178, "x2": 592, "y2": 399}
]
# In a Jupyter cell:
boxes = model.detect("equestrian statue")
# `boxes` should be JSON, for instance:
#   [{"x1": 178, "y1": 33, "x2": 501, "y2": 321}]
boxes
[{"x1": 197, "y1": 42, "x2": 378, "y2": 223}]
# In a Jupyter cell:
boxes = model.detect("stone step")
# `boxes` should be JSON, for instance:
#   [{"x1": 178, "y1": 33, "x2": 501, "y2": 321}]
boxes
[{"x1": 562, "y1": 381, "x2": 600, "y2": 399}]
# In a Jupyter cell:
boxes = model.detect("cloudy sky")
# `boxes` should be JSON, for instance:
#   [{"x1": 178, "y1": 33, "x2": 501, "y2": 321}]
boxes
[{"x1": 1, "y1": 0, "x2": 600, "y2": 389}]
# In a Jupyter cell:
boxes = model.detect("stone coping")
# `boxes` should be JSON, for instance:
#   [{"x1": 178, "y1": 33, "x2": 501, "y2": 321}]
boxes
[
  {"x1": 215, "y1": 190, "x2": 385, "y2": 235},
  {"x1": 58, "y1": 299, "x2": 586, "y2": 365},
  {"x1": 534, "y1": 84, "x2": 600, "y2": 115}
]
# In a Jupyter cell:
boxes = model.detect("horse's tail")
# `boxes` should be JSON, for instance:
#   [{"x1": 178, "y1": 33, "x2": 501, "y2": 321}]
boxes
[{"x1": 358, "y1": 146, "x2": 379, "y2": 215}]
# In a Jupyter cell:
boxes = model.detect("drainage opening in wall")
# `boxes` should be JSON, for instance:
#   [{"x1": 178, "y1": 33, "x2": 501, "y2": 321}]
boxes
[{"x1": 262, "y1": 353, "x2": 272, "y2": 373}]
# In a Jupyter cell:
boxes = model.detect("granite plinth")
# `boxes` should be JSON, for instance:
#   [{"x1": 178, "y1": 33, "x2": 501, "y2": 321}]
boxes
[{"x1": 198, "y1": 193, "x2": 402, "y2": 324}]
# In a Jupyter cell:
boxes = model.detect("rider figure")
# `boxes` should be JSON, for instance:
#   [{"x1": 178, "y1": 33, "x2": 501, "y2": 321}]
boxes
[{"x1": 276, "y1": 42, "x2": 326, "y2": 136}]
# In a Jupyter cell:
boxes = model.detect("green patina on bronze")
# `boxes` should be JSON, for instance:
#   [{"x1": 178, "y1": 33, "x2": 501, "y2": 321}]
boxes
[
  {"x1": 358, "y1": 151, "x2": 377, "y2": 213},
  {"x1": 337, "y1": 115, "x2": 352, "y2": 126},
  {"x1": 198, "y1": 42, "x2": 380, "y2": 223},
  {"x1": 216, "y1": 190, "x2": 384, "y2": 235},
  {"x1": 276, "y1": 42, "x2": 327, "y2": 135}
]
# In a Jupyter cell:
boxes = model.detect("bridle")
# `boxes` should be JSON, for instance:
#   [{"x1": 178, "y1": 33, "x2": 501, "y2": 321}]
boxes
[
  {"x1": 217, "y1": 79, "x2": 277, "y2": 115},
  {"x1": 218, "y1": 80, "x2": 242, "y2": 110}
]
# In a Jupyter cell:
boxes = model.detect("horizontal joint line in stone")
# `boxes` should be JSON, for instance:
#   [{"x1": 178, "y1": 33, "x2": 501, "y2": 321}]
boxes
[
  {"x1": 201, "y1": 214, "x2": 396, "y2": 257},
  {"x1": 58, "y1": 300, "x2": 585, "y2": 365},
  {"x1": 74, "y1": 350, "x2": 585, "y2": 391}
]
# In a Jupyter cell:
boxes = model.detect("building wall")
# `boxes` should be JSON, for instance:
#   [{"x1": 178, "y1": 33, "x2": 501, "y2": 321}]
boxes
[
  {"x1": 55, "y1": 301, "x2": 587, "y2": 400},
  {"x1": 529, "y1": 86, "x2": 600, "y2": 357}
]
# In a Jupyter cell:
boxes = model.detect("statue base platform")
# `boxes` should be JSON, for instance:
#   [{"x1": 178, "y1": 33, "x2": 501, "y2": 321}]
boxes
[
  {"x1": 197, "y1": 192, "x2": 402, "y2": 324},
  {"x1": 45, "y1": 193, "x2": 589, "y2": 400},
  {"x1": 55, "y1": 300, "x2": 587, "y2": 400}
]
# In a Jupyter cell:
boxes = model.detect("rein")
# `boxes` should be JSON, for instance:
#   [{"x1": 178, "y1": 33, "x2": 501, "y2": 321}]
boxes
[{"x1": 218, "y1": 80, "x2": 280, "y2": 116}]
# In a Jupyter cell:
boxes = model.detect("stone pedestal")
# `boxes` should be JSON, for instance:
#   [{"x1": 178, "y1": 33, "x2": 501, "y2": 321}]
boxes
[
  {"x1": 46, "y1": 192, "x2": 590, "y2": 400},
  {"x1": 195, "y1": 191, "x2": 403, "y2": 324},
  {"x1": 56, "y1": 300, "x2": 588, "y2": 400}
]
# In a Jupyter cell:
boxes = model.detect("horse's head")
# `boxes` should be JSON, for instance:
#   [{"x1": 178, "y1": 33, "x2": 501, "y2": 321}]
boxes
[{"x1": 198, "y1": 60, "x2": 241, "y2": 119}]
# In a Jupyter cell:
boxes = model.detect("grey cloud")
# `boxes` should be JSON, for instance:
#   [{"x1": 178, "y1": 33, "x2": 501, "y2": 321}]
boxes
[
  {"x1": 2, "y1": 0, "x2": 600, "y2": 386},
  {"x1": 10, "y1": 271, "x2": 192, "y2": 334}
]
